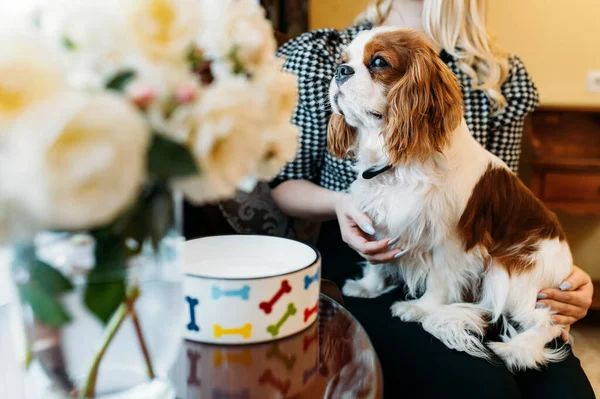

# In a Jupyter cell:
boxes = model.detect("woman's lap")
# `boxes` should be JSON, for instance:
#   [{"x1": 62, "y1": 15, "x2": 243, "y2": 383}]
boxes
[
  {"x1": 345, "y1": 290, "x2": 523, "y2": 398},
  {"x1": 316, "y1": 221, "x2": 595, "y2": 399}
]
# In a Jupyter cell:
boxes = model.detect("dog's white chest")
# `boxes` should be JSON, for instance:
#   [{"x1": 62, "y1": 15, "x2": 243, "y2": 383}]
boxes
[{"x1": 351, "y1": 174, "x2": 447, "y2": 249}]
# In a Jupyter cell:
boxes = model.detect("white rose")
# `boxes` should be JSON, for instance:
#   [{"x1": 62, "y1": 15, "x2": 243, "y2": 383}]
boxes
[
  {"x1": 0, "y1": 31, "x2": 65, "y2": 134},
  {"x1": 254, "y1": 61, "x2": 299, "y2": 123},
  {"x1": 198, "y1": 0, "x2": 277, "y2": 75},
  {"x1": 128, "y1": 0, "x2": 201, "y2": 62},
  {"x1": 248, "y1": 63, "x2": 299, "y2": 180},
  {"x1": 0, "y1": 91, "x2": 150, "y2": 230},
  {"x1": 39, "y1": 0, "x2": 130, "y2": 90},
  {"x1": 255, "y1": 122, "x2": 299, "y2": 180},
  {"x1": 176, "y1": 77, "x2": 268, "y2": 204}
]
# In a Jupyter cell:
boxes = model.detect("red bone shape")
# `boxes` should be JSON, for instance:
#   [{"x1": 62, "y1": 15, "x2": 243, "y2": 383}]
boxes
[
  {"x1": 259, "y1": 280, "x2": 292, "y2": 314},
  {"x1": 258, "y1": 368, "x2": 291, "y2": 396},
  {"x1": 303, "y1": 302, "x2": 318, "y2": 322}
]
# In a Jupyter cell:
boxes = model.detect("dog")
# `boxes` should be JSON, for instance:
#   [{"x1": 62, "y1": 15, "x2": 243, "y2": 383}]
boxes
[{"x1": 327, "y1": 27, "x2": 572, "y2": 372}]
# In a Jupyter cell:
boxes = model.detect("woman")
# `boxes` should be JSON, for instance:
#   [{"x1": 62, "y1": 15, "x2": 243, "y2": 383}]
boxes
[{"x1": 271, "y1": 0, "x2": 595, "y2": 398}]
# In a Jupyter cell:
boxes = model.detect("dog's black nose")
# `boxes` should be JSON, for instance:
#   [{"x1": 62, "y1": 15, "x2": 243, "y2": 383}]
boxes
[{"x1": 336, "y1": 64, "x2": 355, "y2": 85}]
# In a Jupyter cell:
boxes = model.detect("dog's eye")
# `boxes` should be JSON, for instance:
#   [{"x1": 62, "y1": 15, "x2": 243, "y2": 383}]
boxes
[{"x1": 370, "y1": 56, "x2": 389, "y2": 69}]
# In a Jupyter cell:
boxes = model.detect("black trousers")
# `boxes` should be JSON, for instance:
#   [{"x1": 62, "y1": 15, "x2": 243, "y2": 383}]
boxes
[{"x1": 316, "y1": 221, "x2": 595, "y2": 399}]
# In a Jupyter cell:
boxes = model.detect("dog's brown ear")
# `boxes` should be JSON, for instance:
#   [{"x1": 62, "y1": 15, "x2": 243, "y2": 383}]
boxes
[
  {"x1": 327, "y1": 114, "x2": 356, "y2": 159},
  {"x1": 383, "y1": 44, "x2": 463, "y2": 165}
]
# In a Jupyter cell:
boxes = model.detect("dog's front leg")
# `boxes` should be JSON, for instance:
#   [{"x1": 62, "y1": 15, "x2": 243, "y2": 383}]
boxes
[
  {"x1": 410, "y1": 244, "x2": 490, "y2": 358},
  {"x1": 390, "y1": 267, "x2": 447, "y2": 322},
  {"x1": 342, "y1": 262, "x2": 395, "y2": 298},
  {"x1": 390, "y1": 243, "x2": 470, "y2": 322}
]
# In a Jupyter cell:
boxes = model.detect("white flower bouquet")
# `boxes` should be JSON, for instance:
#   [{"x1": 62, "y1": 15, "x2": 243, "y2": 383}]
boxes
[{"x1": 0, "y1": 0, "x2": 298, "y2": 397}]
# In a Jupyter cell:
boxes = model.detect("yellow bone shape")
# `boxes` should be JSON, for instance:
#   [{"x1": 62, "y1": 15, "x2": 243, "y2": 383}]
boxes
[
  {"x1": 212, "y1": 349, "x2": 252, "y2": 367},
  {"x1": 213, "y1": 323, "x2": 253, "y2": 339}
]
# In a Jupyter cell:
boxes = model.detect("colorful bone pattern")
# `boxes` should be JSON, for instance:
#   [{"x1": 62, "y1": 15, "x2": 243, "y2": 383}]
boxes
[
  {"x1": 303, "y1": 301, "x2": 318, "y2": 322},
  {"x1": 212, "y1": 388, "x2": 250, "y2": 399},
  {"x1": 304, "y1": 267, "x2": 320, "y2": 290},
  {"x1": 212, "y1": 349, "x2": 252, "y2": 368},
  {"x1": 259, "y1": 279, "x2": 292, "y2": 314},
  {"x1": 213, "y1": 323, "x2": 253, "y2": 339},
  {"x1": 266, "y1": 302, "x2": 297, "y2": 337},
  {"x1": 258, "y1": 368, "x2": 291, "y2": 396},
  {"x1": 266, "y1": 343, "x2": 296, "y2": 371},
  {"x1": 212, "y1": 285, "x2": 250, "y2": 301},
  {"x1": 187, "y1": 272, "x2": 319, "y2": 340},
  {"x1": 303, "y1": 329, "x2": 318, "y2": 352}
]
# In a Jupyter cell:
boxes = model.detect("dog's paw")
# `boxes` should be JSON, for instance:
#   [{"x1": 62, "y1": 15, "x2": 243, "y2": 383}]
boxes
[
  {"x1": 390, "y1": 301, "x2": 427, "y2": 322},
  {"x1": 342, "y1": 279, "x2": 384, "y2": 298}
]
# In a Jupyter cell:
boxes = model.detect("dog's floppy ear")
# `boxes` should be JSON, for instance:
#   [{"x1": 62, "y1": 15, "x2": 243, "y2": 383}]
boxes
[
  {"x1": 327, "y1": 114, "x2": 356, "y2": 159},
  {"x1": 383, "y1": 45, "x2": 463, "y2": 165}
]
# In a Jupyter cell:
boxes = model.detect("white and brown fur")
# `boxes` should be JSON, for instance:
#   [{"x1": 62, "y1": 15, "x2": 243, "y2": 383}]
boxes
[{"x1": 328, "y1": 27, "x2": 572, "y2": 372}]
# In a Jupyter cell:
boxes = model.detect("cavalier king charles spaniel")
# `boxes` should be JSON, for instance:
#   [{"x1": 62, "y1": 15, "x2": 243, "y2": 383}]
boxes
[{"x1": 328, "y1": 27, "x2": 572, "y2": 371}]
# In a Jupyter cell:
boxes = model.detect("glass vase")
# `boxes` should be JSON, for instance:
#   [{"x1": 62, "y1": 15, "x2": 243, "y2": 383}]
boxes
[{"x1": 8, "y1": 189, "x2": 184, "y2": 399}]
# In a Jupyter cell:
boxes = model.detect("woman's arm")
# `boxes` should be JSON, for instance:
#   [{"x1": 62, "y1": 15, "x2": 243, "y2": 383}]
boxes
[
  {"x1": 486, "y1": 55, "x2": 539, "y2": 173},
  {"x1": 272, "y1": 180, "x2": 404, "y2": 263},
  {"x1": 272, "y1": 179, "x2": 341, "y2": 221}
]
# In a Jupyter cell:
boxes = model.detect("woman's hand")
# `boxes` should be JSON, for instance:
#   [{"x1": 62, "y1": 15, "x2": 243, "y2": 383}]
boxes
[
  {"x1": 334, "y1": 194, "x2": 406, "y2": 264},
  {"x1": 537, "y1": 265, "x2": 594, "y2": 342}
]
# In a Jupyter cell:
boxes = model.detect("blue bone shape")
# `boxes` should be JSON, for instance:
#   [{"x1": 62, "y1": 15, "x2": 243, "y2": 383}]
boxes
[
  {"x1": 185, "y1": 296, "x2": 200, "y2": 332},
  {"x1": 304, "y1": 268, "x2": 321, "y2": 290},
  {"x1": 212, "y1": 285, "x2": 251, "y2": 301}
]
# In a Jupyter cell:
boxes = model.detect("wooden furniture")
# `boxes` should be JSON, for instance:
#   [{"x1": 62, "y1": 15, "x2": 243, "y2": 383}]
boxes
[
  {"x1": 526, "y1": 106, "x2": 600, "y2": 311},
  {"x1": 526, "y1": 106, "x2": 600, "y2": 215},
  {"x1": 593, "y1": 282, "x2": 600, "y2": 311}
]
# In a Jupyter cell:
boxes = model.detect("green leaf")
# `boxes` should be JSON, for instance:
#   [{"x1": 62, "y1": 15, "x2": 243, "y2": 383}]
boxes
[
  {"x1": 148, "y1": 135, "x2": 199, "y2": 181},
  {"x1": 84, "y1": 234, "x2": 127, "y2": 324},
  {"x1": 105, "y1": 69, "x2": 136, "y2": 92},
  {"x1": 84, "y1": 279, "x2": 126, "y2": 325},
  {"x1": 30, "y1": 260, "x2": 74, "y2": 295},
  {"x1": 145, "y1": 184, "x2": 174, "y2": 250},
  {"x1": 18, "y1": 284, "x2": 71, "y2": 327}
]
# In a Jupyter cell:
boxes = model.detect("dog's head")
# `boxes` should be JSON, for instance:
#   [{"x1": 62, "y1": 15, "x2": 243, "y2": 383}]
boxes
[{"x1": 328, "y1": 27, "x2": 463, "y2": 165}]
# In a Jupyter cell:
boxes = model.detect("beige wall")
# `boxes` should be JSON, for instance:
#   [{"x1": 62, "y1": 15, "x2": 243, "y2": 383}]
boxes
[
  {"x1": 309, "y1": 0, "x2": 600, "y2": 278},
  {"x1": 308, "y1": 0, "x2": 368, "y2": 31},
  {"x1": 310, "y1": 0, "x2": 600, "y2": 108},
  {"x1": 487, "y1": 0, "x2": 600, "y2": 107}
]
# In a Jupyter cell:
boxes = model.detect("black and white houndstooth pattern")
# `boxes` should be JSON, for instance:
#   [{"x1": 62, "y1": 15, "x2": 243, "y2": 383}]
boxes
[{"x1": 272, "y1": 25, "x2": 539, "y2": 192}]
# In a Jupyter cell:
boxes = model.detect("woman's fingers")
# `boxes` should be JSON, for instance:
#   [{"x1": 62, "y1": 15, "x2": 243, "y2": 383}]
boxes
[
  {"x1": 362, "y1": 249, "x2": 408, "y2": 264},
  {"x1": 536, "y1": 299, "x2": 586, "y2": 319},
  {"x1": 560, "y1": 325, "x2": 571, "y2": 343},
  {"x1": 556, "y1": 265, "x2": 592, "y2": 292},
  {"x1": 538, "y1": 288, "x2": 592, "y2": 310},
  {"x1": 552, "y1": 315, "x2": 577, "y2": 327},
  {"x1": 347, "y1": 207, "x2": 376, "y2": 236}
]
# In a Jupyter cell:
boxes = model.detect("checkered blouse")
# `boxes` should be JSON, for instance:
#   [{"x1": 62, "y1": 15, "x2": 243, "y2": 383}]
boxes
[{"x1": 271, "y1": 24, "x2": 540, "y2": 192}]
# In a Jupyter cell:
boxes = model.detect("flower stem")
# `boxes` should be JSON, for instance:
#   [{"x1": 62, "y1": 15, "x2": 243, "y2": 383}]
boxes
[
  {"x1": 81, "y1": 286, "x2": 141, "y2": 398},
  {"x1": 128, "y1": 304, "x2": 155, "y2": 379}
]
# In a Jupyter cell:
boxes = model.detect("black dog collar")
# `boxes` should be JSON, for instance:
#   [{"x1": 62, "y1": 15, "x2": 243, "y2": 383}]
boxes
[{"x1": 362, "y1": 165, "x2": 392, "y2": 180}]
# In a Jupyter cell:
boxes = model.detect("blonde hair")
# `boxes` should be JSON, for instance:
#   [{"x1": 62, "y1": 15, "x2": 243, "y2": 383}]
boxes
[{"x1": 356, "y1": 0, "x2": 509, "y2": 112}]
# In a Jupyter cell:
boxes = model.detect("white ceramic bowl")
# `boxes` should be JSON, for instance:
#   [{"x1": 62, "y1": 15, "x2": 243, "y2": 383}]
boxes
[{"x1": 182, "y1": 235, "x2": 321, "y2": 344}]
